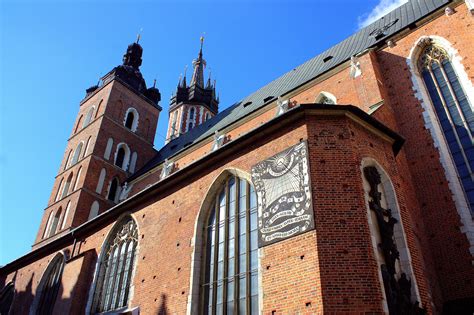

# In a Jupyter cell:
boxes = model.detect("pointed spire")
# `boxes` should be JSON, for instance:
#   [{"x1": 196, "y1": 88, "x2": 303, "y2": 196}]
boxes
[
  {"x1": 190, "y1": 36, "x2": 206, "y2": 88},
  {"x1": 206, "y1": 69, "x2": 212, "y2": 88}
]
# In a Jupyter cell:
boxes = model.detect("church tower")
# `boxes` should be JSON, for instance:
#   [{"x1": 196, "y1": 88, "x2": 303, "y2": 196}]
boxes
[
  {"x1": 166, "y1": 37, "x2": 219, "y2": 142},
  {"x1": 33, "y1": 39, "x2": 161, "y2": 249}
]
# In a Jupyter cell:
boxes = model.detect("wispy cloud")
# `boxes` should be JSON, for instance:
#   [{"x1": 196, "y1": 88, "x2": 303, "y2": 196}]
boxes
[{"x1": 358, "y1": 0, "x2": 408, "y2": 29}]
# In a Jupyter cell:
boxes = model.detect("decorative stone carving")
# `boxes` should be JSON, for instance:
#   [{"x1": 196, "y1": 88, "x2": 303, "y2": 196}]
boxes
[
  {"x1": 364, "y1": 166, "x2": 426, "y2": 315},
  {"x1": 160, "y1": 159, "x2": 175, "y2": 180},
  {"x1": 251, "y1": 141, "x2": 314, "y2": 247},
  {"x1": 118, "y1": 182, "x2": 133, "y2": 201},
  {"x1": 350, "y1": 56, "x2": 362, "y2": 78},
  {"x1": 387, "y1": 40, "x2": 396, "y2": 48},
  {"x1": 275, "y1": 96, "x2": 290, "y2": 116},
  {"x1": 211, "y1": 130, "x2": 225, "y2": 151},
  {"x1": 445, "y1": 6, "x2": 455, "y2": 16}
]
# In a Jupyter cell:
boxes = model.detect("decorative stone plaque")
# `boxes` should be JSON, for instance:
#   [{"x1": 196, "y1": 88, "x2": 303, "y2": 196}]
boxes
[{"x1": 251, "y1": 141, "x2": 314, "y2": 247}]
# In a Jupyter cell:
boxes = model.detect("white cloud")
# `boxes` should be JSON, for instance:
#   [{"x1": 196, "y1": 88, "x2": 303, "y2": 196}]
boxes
[{"x1": 358, "y1": 0, "x2": 408, "y2": 29}]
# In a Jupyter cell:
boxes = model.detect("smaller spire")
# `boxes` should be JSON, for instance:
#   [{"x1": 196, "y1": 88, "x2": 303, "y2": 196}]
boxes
[
  {"x1": 206, "y1": 69, "x2": 212, "y2": 88},
  {"x1": 153, "y1": 78, "x2": 157, "y2": 88}
]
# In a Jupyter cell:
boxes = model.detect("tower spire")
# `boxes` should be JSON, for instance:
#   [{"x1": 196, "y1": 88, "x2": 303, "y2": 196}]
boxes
[{"x1": 190, "y1": 36, "x2": 206, "y2": 88}]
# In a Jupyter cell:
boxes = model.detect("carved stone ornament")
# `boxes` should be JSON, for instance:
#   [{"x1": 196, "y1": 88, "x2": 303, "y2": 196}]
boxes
[
  {"x1": 350, "y1": 56, "x2": 362, "y2": 78},
  {"x1": 118, "y1": 182, "x2": 133, "y2": 201},
  {"x1": 160, "y1": 159, "x2": 175, "y2": 180},
  {"x1": 364, "y1": 166, "x2": 426, "y2": 315},
  {"x1": 251, "y1": 141, "x2": 314, "y2": 247},
  {"x1": 275, "y1": 96, "x2": 290, "y2": 116},
  {"x1": 211, "y1": 130, "x2": 225, "y2": 151},
  {"x1": 445, "y1": 6, "x2": 455, "y2": 16}
]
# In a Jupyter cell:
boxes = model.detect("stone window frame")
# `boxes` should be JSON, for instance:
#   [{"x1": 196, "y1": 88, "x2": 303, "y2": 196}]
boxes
[
  {"x1": 114, "y1": 142, "x2": 131, "y2": 172},
  {"x1": 407, "y1": 35, "x2": 474, "y2": 255},
  {"x1": 123, "y1": 107, "x2": 139, "y2": 133},
  {"x1": 29, "y1": 252, "x2": 66, "y2": 314},
  {"x1": 361, "y1": 158, "x2": 421, "y2": 313},
  {"x1": 85, "y1": 213, "x2": 140, "y2": 315},
  {"x1": 186, "y1": 168, "x2": 263, "y2": 315}
]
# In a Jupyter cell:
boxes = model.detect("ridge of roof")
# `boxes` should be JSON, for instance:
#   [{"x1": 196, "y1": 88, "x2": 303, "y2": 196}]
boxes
[{"x1": 129, "y1": 0, "x2": 450, "y2": 181}]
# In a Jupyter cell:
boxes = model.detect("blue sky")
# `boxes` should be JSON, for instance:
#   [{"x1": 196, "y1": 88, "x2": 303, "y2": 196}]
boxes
[{"x1": 0, "y1": 0, "x2": 405, "y2": 265}]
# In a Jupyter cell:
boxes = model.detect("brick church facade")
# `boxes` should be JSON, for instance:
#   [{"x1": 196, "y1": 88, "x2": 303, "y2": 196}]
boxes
[{"x1": 1, "y1": 0, "x2": 474, "y2": 314}]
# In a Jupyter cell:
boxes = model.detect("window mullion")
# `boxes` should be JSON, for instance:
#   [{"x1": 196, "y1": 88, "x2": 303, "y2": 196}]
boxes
[
  {"x1": 211, "y1": 195, "x2": 220, "y2": 315},
  {"x1": 428, "y1": 67, "x2": 474, "y2": 178},
  {"x1": 234, "y1": 178, "x2": 240, "y2": 313},
  {"x1": 223, "y1": 180, "x2": 230, "y2": 315},
  {"x1": 438, "y1": 62, "x2": 473, "y2": 141},
  {"x1": 246, "y1": 181, "x2": 251, "y2": 315}
]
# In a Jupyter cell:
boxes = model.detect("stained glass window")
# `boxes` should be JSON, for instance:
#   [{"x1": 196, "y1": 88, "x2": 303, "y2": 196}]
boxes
[
  {"x1": 201, "y1": 176, "x2": 259, "y2": 314},
  {"x1": 419, "y1": 44, "x2": 474, "y2": 211},
  {"x1": 92, "y1": 217, "x2": 138, "y2": 313}
]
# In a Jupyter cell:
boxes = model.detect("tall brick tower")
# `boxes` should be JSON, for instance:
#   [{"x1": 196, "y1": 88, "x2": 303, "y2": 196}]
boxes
[
  {"x1": 166, "y1": 37, "x2": 219, "y2": 142},
  {"x1": 33, "y1": 40, "x2": 161, "y2": 249}
]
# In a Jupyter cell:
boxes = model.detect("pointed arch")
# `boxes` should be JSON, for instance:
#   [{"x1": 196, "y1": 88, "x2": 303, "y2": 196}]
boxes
[
  {"x1": 361, "y1": 158, "x2": 421, "y2": 312},
  {"x1": 315, "y1": 91, "x2": 337, "y2": 104},
  {"x1": 87, "y1": 215, "x2": 139, "y2": 314},
  {"x1": 114, "y1": 143, "x2": 131, "y2": 171},
  {"x1": 61, "y1": 172, "x2": 74, "y2": 199},
  {"x1": 49, "y1": 207, "x2": 62, "y2": 237},
  {"x1": 42, "y1": 211, "x2": 54, "y2": 239},
  {"x1": 71, "y1": 141, "x2": 84, "y2": 165},
  {"x1": 96, "y1": 168, "x2": 107, "y2": 194},
  {"x1": 187, "y1": 168, "x2": 260, "y2": 314},
  {"x1": 104, "y1": 138, "x2": 113, "y2": 160},
  {"x1": 55, "y1": 178, "x2": 64, "y2": 202},
  {"x1": 64, "y1": 150, "x2": 72, "y2": 171},
  {"x1": 60, "y1": 201, "x2": 71, "y2": 230},
  {"x1": 84, "y1": 136, "x2": 92, "y2": 157},
  {"x1": 123, "y1": 107, "x2": 139, "y2": 132},
  {"x1": 75, "y1": 115, "x2": 83, "y2": 133},
  {"x1": 83, "y1": 106, "x2": 95, "y2": 128},
  {"x1": 187, "y1": 106, "x2": 196, "y2": 131},
  {"x1": 89, "y1": 201, "x2": 100, "y2": 220},
  {"x1": 95, "y1": 100, "x2": 103, "y2": 118},
  {"x1": 30, "y1": 252, "x2": 65, "y2": 314},
  {"x1": 73, "y1": 166, "x2": 82, "y2": 191},
  {"x1": 407, "y1": 35, "x2": 474, "y2": 251}
]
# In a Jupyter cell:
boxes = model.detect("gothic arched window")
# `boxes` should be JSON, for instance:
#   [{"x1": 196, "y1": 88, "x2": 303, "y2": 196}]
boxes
[
  {"x1": 71, "y1": 142, "x2": 83, "y2": 165},
  {"x1": 83, "y1": 106, "x2": 95, "y2": 128},
  {"x1": 125, "y1": 112, "x2": 134, "y2": 129},
  {"x1": 61, "y1": 172, "x2": 73, "y2": 199},
  {"x1": 201, "y1": 176, "x2": 259, "y2": 314},
  {"x1": 188, "y1": 107, "x2": 196, "y2": 131},
  {"x1": 116, "y1": 148, "x2": 125, "y2": 169},
  {"x1": 123, "y1": 108, "x2": 139, "y2": 132},
  {"x1": 49, "y1": 208, "x2": 62, "y2": 237},
  {"x1": 91, "y1": 217, "x2": 138, "y2": 313},
  {"x1": 108, "y1": 178, "x2": 119, "y2": 203},
  {"x1": 419, "y1": 44, "x2": 474, "y2": 210},
  {"x1": 34, "y1": 254, "x2": 65, "y2": 314}
]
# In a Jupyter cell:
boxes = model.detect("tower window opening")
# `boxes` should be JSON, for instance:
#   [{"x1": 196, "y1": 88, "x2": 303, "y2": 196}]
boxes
[
  {"x1": 108, "y1": 178, "x2": 119, "y2": 202},
  {"x1": 125, "y1": 112, "x2": 134, "y2": 129},
  {"x1": 116, "y1": 147, "x2": 125, "y2": 169}
]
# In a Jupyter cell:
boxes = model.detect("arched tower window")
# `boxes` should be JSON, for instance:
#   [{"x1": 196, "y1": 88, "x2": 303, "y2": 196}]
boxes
[
  {"x1": 83, "y1": 106, "x2": 95, "y2": 128},
  {"x1": 90, "y1": 216, "x2": 138, "y2": 313},
  {"x1": 32, "y1": 254, "x2": 65, "y2": 314},
  {"x1": 104, "y1": 138, "x2": 114, "y2": 160},
  {"x1": 200, "y1": 176, "x2": 259, "y2": 314},
  {"x1": 73, "y1": 166, "x2": 82, "y2": 191},
  {"x1": 188, "y1": 107, "x2": 196, "y2": 131},
  {"x1": 96, "y1": 168, "x2": 107, "y2": 194},
  {"x1": 55, "y1": 178, "x2": 64, "y2": 202},
  {"x1": 61, "y1": 172, "x2": 73, "y2": 199},
  {"x1": 123, "y1": 108, "x2": 139, "y2": 132},
  {"x1": 49, "y1": 208, "x2": 62, "y2": 237},
  {"x1": 129, "y1": 152, "x2": 138, "y2": 173},
  {"x1": 108, "y1": 178, "x2": 120, "y2": 203},
  {"x1": 60, "y1": 201, "x2": 71, "y2": 230},
  {"x1": 418, "y1": 43, "x2": 474, "y2": 210},
  {"x1": 84, "y1": 136, "x2": 92, "y2": 157},
  {"x1": 42, "y1": 211, "x2": 54, "y2": 239},
  {"x1": 89, "y1": 201, "x2": 100, "y2": 220},
  {"x1": 315, "y1": 91, "x2": 337, "y2": 104},
  {"x1": 64, "y1": 150, "x2": 72, "y2": 170},
  {"x1": 71, "y1": 142, "x2": 83, "y2": 165},
  {"x1": 75, "y1": 115, "x2": 83, "y2": 133},
  {"x1": 114, "y1": 143, "x2": 131, "y2": 171}
]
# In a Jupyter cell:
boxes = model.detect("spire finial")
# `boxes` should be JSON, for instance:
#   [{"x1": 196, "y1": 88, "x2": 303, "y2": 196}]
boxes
[
  {"x1": 153, "y1": 78, "x2": 156, "y2": 88},
  {"x1": 136, "y1": 28, "x2": 143, "y2": 44}
]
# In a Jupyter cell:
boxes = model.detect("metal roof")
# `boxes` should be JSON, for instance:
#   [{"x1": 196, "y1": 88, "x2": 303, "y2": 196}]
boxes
[{"x1": 129, "y1": 0, "x2": 450, "y2": 181}]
